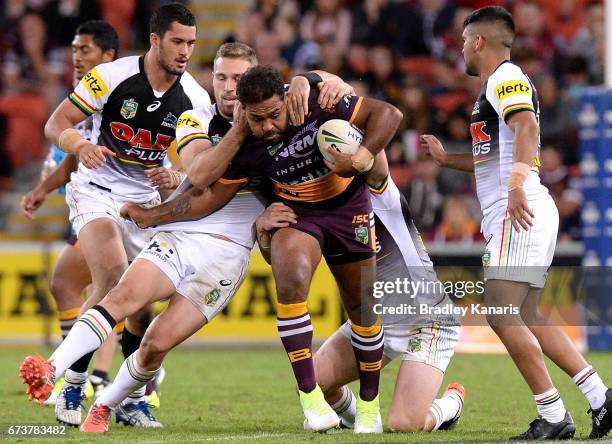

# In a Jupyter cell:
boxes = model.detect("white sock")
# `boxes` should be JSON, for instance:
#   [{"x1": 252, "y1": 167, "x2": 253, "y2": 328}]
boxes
[
  {"x1": 535, "y1": 387, "x2": 566, "y2": 423},
  {"x1": 97, "y1": 352, "x2": 158, "y2": 409},
  {"x1": 122, "y1": 386, "x2": 146, "y2": 406},
  {"x1": 330, "y1": 386, "x2": 356, "y2": 428},
  {"x1": 64, "y1": 369, "x2": 87, "y2": 388},
  {"x1": 49, "y1": 308, "x2": 114, "y2": 377},
  {"x1": 573, "y1": 365, "x2": 608, "y2": 410},
  {"x1": 430, "y1": 392, "x2": 462, "y2": 431}
]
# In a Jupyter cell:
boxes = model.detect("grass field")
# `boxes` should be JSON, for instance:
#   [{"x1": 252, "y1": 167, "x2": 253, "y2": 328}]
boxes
[{"x1": 1, "y1": 346, "x2": 610, "y2": 443}]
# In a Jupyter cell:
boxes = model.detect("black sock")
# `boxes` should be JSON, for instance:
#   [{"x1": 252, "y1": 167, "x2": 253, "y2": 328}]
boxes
[{"x1": 121, "y1": 327, "x2": 143, "y2": 359}]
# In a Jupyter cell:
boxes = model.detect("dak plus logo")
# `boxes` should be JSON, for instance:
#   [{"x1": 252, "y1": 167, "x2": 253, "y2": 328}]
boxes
[{"x1": 120, "y1": 99, "x2": 139, "y2": 119}]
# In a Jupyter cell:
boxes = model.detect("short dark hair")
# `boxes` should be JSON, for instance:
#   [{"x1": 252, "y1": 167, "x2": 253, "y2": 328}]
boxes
[
  {"x1": 76, "y1": 20, "x2": 119, "y2": 58},
  {"x1": 214, "y1": 42, "x2": 258, "y2": 66},
  {"x1": 463, "y1": 6, "x2": 515, "y2": 34},
  {"x1": 149, "y1": 3, "x2": 196, "y2": 37},
  {"x1": 237, "y1": 65, "x2": 285, "y2": 105}
]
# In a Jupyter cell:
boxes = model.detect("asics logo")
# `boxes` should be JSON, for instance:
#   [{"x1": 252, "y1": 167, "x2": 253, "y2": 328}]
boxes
[
  {"x1": 595, "y1": 407, "x2": 606, "y2": 426},
  {"x1": 147, "y1": 101, "x2": 161, "y2": 112}
]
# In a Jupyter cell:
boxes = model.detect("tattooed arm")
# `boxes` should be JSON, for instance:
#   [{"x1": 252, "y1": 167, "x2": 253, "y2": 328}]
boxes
[{"x1": 119, "y1": 182, "x2": 242, "y2": 228}]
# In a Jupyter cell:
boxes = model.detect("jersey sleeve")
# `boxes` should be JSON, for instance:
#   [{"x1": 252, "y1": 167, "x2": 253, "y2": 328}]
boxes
[
  {"x1": 69, "y1": 63, "x2": 114, "y2": 116},
  {"x1": 175, "y1": 108, "x2": 213, "y2": 154},
  {"x1": 218, "y1": 158, "x2": 250, "y2": 186},
  {"x1": 486, "y1": 65, "x2": 535, "y2": 123},
  {"x1": 334, "y1": 95, "x2": 364, "y2": 124}
]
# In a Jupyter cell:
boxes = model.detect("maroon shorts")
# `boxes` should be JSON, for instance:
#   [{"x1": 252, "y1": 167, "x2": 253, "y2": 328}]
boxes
[{"x1": 284, "y1": 181, "x2": 375, "y2": 265}]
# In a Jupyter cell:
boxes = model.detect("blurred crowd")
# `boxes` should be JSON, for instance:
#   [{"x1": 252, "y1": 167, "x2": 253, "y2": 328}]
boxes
[{"x1": 1, "y1": 0, "x2": 602, "y2": 242}]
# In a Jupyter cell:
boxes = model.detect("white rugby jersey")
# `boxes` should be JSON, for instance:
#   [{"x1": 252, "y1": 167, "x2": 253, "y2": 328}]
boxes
[
  {"x1": 471, "y1": 61, "x2": 548, "y2": 214},
  {"x1": 151, "y1": 105, "x2": 266, "y2": 249},
  {"x1": 68, "y1": 55, "x2": 210, "y2": 202}
]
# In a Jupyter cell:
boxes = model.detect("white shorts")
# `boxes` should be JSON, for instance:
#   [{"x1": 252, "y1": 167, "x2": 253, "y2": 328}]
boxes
[
  {"x1": 66, "y1": 180, "x2": 159, "y2": 261},
  {"x1": 137, "y1": 231, "x2": 250, "y2": 321},
  {"x1": 481, "y1": 194, "x2": 559, "y2": 288},
  {"x1": 339, "y1": 318, "x2": 460, "y2": 373}
]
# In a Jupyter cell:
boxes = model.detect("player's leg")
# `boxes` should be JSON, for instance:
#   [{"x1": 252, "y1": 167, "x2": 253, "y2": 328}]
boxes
[
  {"x1": 270, "y1": 227, "x2": 339, "y2": 431},
  {"x1": 89, "y1": 330, "x2": 117, "y2": 397},
  {"x1": 329, "y1": 256, "x2": 384, "y2": 433},
  {"x1": 521, "y1": 288, "x2": 611, "y2": 438},
  {"x1": 81, "y1": 293, "x2": 206, "y2": 432},
  {"x1": 50, "y1": 242, "x2": 91, "y2": 339},
  {"x1": 19, "y1": 258, "x2": 174, "y2": 403},
  {"x1": 45, "y1": 241, "x2": 90, "y2": 405},
  {"x1": 314, "y1": 325, "x2": 393, "y2": 429},
  {"x1": 82, "y1": 233, "x2": 251, "y2": 432},
  {"x1": 482, "y1": 200, "x2": 575, "y2": 440},
  {"x1": 484, "y1": 279, "x2": 574, "y2": 440}
]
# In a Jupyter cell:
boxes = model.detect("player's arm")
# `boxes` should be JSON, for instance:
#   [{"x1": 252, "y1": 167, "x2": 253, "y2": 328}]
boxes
[
  {"x1": 420, "y1": 135, "x2": 475, "y2": 172},
  {"x1": 120, "y1": 181, "x2": 242, "y2": 229},
  {"x1": 286, "y1": 71, "x2": 355, "y2": 126},
  {"x1": 506, "y1": 110, "x2": 538, "y2": 231},
  {"x1": 255, "y1": 202, "x2": 298, "y2": 264},
  {"x1": 182, "y1": 103, "x2": 251, "y2": 189},
  {"x1": 325, "y1": 97, "x2": 403, "y2": 177},
  {"x1": 21, "y1": 154, "x2": 79, "y2": 219}
]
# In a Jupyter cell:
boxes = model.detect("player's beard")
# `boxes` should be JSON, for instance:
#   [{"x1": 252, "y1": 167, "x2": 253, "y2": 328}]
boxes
[
  {"x1": 465, "y1": 60, "x2": 479, "y2": 77},
  {"x1": 157, "y1": 43, "x2": 187, "y2": 76}
]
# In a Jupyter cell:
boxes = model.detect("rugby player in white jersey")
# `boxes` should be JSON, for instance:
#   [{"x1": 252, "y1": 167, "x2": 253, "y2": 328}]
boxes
[
  {"x1": 421, "y1": 6, "x2": 611, "y2": 440},
  {"x1": 19, "y1": 3, "x2": 210, "y2": 427}
]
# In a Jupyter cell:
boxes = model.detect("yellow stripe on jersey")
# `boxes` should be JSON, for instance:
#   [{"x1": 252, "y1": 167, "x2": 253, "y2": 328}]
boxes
[
  {"x1": 368, "y1": 175, "x2": 389, "y2": 195},
  {"x1": 502, "y1": 103, "x2": 535, "y2": 121},
  {"x1": 69, "y1": 92, "x2": 96, "y2": 115},
  {"x1": 177, "y1": 132, "x2": 210, "y2": 152},
  {"x1": 82, "y1": 68, "x2": 109, "y2": 98}
]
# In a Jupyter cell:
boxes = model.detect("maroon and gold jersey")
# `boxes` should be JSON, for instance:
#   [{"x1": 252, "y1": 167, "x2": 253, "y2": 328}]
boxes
[{"x1": 220, "y1": 91, "x2": 364, "y2": 206}]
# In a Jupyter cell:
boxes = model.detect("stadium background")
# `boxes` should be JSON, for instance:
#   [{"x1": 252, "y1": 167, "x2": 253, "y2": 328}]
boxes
[{"x1": 0, "y1": 1, "x2": 610, "y2": 352}]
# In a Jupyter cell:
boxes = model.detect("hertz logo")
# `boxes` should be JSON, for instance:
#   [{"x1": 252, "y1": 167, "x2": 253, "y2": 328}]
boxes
[
  {"x1": 177, "y1": 114, "x2": 202, "y2": 130},
  {"x1": 83, "y1": 68, "x2": 109, "y2": 98},
  {"x1": 495, "y1": 80, "x2": 531, "y2": 100}
]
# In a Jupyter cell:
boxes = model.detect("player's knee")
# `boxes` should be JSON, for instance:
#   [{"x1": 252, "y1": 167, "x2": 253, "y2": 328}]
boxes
[
  {"x1": 388, "y1": 411, "x2": 427, "y2": 432},
  {"x1": 275, "y1": 279, "x2": 308, "y2": 304},
  {"x1": 103, "y1": 282, "x2": 137, "y2": 315}
]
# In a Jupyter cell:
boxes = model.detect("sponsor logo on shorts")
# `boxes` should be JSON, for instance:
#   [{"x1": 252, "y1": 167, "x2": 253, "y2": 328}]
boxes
[
  {"x1": 408, "y1": 337, "x2": 422, "y2": 353},
  {"x1": 145, "y1": 240, "x2": 174, "y2": 261},
  {"x1": 120, "y1": 99, "x2": 139, "y2": 120},
  {"x1": 219, "y1": 279, "x2": 232, "y2": 286},
  {"x1": 482, "y1": 251, "x2": 491, "y2": 267},
  {"x1": 204, "y1": 289, "x2": 221, "y2": 306},
  {"x1": 355, "y1": 226, "x2": 369, "y2": 244},
  {"x1": 82, "y1": 68, "x2": 108, "y2": 98}
]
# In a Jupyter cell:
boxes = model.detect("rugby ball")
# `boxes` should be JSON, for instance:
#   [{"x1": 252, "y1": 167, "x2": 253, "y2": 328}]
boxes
[{"x1": 317, "y1": 119, "x2": 367, "y2": 164}]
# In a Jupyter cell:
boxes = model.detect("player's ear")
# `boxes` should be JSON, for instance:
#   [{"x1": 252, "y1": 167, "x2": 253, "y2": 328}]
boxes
[
  {"x1": 475, "y1": 34, "x2": 486, "y2": 52},
  {"x1": 102, "y1": 49, "x2": 115, "y2": 63},
  {"x1": 150, "y1": 32, "x2": 160, "y2": 49}
]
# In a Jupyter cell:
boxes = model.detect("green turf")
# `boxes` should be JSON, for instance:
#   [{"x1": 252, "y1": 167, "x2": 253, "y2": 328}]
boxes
[{"x1": 1, "y1": 346, "x2": 610, "y2": 443}]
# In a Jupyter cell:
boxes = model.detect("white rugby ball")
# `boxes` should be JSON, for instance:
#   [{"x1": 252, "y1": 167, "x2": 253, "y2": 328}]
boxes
[{"x1": 317, "y1": 119, "x2": 366, "y2": 164}]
